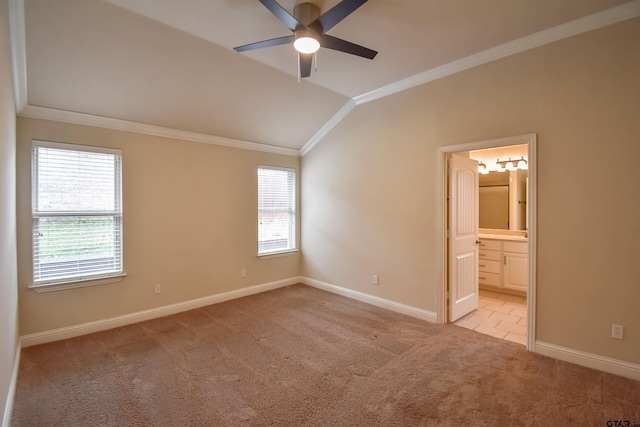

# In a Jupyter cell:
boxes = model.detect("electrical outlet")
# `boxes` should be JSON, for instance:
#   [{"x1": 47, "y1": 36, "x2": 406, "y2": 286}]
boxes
[
  {"x1": 154, "y1": 283, "x2": 161, "y2": 294},
  {"x1": 241, "y1": 268, "x2": 247, "y2": 278},
  {"x1": 612, "y1": 324, "x2": 624, "y2": 340},
  {"x1": 372, "y1": 275, "x2": 379, "y2": 285}
]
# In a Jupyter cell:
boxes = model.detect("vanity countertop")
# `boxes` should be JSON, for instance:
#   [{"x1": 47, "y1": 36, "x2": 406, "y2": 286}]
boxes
[{"x1": 479, "y1": 233, "x2": 528, "y2": 242}]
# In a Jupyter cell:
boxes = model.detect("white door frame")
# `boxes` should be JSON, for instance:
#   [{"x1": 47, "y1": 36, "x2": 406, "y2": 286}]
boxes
[{"x1": 436, "y1": 134, "x2": 537, "y2": 351}]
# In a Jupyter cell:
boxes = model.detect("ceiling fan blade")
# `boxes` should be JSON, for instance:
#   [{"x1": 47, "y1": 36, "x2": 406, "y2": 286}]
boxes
[
  {"x1": 299, "y1": 53, "x2": 312, "y2": 78},
  {"x1": 310, "y1": 0, "x2": 368, "y2": 34},
  {"x1": 320, "y1": 34, "x2": 377, "y2": 59},
  {"x1": 234, "y1": 35, "x2": 294, "y2": 52},
  {"x1": 259, "y1": 0, "x2": 302, "y2": 32}
]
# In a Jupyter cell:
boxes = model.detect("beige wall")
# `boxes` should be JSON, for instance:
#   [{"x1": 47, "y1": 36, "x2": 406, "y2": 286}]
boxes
[
  {"x1": 16, "y1": 118, "x2": 300, "y2": 335},
  {"x1": 302, "y1": 18, "x2": 640, "y2": 364},
  {"x1": 0, "y1": 0, "x2": 18, "y2": 422}
]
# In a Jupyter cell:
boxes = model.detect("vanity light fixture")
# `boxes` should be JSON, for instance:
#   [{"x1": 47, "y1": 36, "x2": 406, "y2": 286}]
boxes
[
  {"x1": 495, "y1": 156, "x2": 528, "y2": 172},
  {"x1": 517, "y1": 157, "x2": 528, "y2": 170},
  {"x1": 478, "y1": 161, "x2": 489, "y2": 174}
]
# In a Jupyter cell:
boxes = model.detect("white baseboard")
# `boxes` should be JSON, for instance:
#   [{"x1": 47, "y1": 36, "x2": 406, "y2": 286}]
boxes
[
  {"x1": 20, "y1": 277, "x2": 301, "y2": 348},
  {"x1": 2, "y1": 343, "x2": 21, "y2": 427},
  {"x1": 301, "y1": 277, "x2": 437, "y2": 323},
  {"x1": 13, "y1": 278, "x2": 640, "y2": 398},
  {"x1": 535, "y1": 341, "x2": 640, "y2": 380},
  {"x1": 301, "y1": 278, "x2": 640, "y2": 380}
]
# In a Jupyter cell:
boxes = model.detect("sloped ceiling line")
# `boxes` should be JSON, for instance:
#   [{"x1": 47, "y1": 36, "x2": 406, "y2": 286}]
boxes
[
  {"x1": 9, "y1": 0, "x2": 640, "y2": 157},
  {"x1": 300, "y1": 0, "x2": 640, "y2": 155}
]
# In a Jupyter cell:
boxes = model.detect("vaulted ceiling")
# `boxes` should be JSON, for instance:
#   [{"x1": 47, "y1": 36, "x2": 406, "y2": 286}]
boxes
[{"x1": 14, "y1": 0, "x2": 638, "y2": 154}]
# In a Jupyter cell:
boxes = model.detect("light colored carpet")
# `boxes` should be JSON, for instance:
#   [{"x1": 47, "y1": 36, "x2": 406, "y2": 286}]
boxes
[{"x1": 12, "y1": 284, "x2": 640, "y2": 426}]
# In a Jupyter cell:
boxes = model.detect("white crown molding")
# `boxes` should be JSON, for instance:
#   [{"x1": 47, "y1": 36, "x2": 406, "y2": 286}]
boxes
[
  {"x1": 300, "y1": 1, "x2": 640, "y2": 154},
  {"x1": 8, "y1": 0, "x2": 298, "y2": 157},
  {"x1": 352, "y1": 0, "x2": 640, "y2": 106},
  {"x1": 535, "y1": 341, "x2": 640, "y2": 381},
  {"x1": 299, "y1": 99, "x2": 356, "y2": 156},
  {"x1": 9, "y1": 0, "x2": 640, "y2": 156},
  {"x1": 301, "y1": 276, "x2": 437, "y2": 323},
  {"x1": 20, "y1": 277, "x2": 301, "y2": 347},
  {"x1": 8, "y1": 0, "x2": 26, "y2": 111},
  {"x1": 19, "y1": 105, "x2": 300, "y2": 157}
]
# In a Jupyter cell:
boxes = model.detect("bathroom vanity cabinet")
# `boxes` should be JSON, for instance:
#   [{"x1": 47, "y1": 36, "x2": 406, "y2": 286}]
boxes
[{"x1": 478, "y1": 237, "x2": 528, "y2": 295}]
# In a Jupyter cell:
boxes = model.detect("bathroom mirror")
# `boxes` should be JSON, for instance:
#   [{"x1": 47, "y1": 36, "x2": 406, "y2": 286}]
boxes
[{"x1": 479, "y1": 170, "x2": 527, "y2": 230}]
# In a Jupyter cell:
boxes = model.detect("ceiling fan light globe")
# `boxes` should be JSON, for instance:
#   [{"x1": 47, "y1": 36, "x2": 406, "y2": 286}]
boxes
[{"x1": 294, "y1": 36, "x2": 320, "y2": 54}]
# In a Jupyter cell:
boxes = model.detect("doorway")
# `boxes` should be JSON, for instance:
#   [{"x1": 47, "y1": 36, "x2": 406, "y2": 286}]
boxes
[{"x1": 436, "y1": 134, "x2": 537, "y2": 351}]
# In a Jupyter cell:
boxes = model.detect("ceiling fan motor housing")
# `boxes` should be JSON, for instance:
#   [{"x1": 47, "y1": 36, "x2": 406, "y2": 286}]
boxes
[
  {"x1": 294, "y1": 3, "x2": 321, "y2": 51},
  {"x1": 294, "y1": 3, "x2": 321, "y2": 26}
]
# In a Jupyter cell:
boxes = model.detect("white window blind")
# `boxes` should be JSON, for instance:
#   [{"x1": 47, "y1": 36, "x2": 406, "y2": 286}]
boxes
[
  {"x1": 32, "y1": 141, "x2": 123, "y2": 286},
  {"x1": 258, "y1": 166, "x2": 296, "y2": 255}
]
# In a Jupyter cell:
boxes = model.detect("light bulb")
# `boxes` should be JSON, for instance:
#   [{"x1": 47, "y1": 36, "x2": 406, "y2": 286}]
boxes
[
  {"x1": 294, "y1": 36, "x2": 320, "y2": 54},
  {"x1": 517, "y1": 157, "x2": 528, "y2": 170}
]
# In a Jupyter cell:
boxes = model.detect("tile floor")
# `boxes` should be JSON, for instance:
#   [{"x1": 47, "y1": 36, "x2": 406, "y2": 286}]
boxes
[{"x1": 453, "y1": 289, "x2": 527, "y2": 345}]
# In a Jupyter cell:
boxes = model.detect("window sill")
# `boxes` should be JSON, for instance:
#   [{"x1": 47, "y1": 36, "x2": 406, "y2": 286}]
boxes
[
  {"x1": 257, "y1": 249, "x2": 299, "y2": 259},
  {"x1": 29, "y1": 273, "x2": 127, "y2": 293}
]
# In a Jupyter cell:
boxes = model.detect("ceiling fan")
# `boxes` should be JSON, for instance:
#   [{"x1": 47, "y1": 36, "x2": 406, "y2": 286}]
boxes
[{"x1": 234, "y1": 0, "x2": 378, "y2": 79}]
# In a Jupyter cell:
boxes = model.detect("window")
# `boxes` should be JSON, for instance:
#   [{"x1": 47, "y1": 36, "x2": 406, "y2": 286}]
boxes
[
  {"x1": 258, "y1": 166, "x2": 296, "y2": 255},
  {"x1": 32, "y1": 141, "x2": 123, "y2": 288}
]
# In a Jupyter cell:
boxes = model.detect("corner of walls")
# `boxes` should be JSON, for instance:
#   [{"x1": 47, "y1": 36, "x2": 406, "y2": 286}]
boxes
[
  {"x1": 299, "y1": 99, "x2": 356, "y2": 156},
  {"x1": 301, "y1": 277, "x2": 437, "y2": 324},
  {"x1": 1, "y1": 344, "x2": 20, "y2": 427},
  {"x1": 1, "y1": 0, "x2": 20, "y2": 423},
  {"x1": 298, "y1": 18, "x2": 640, "y2": 378},
  {"x1": 7, "y1": 0, "x2": 26, "y2": 111}
]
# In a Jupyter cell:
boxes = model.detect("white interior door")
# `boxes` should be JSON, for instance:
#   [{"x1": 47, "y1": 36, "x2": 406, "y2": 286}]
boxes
[{"x1": 449, "y1": 154, "x2": 479, "y2": 322}]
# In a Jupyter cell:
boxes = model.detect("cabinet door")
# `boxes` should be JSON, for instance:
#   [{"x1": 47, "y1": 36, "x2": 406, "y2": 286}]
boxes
[{"x1": 504, "y1": 252, "x2": 528, "y2": 291}]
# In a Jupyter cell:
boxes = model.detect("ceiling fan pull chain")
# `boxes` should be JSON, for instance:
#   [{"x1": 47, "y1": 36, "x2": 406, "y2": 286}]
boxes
[
  {"x1": 314, "y1": 51, "x2": 318, "y2": 72},
  {"x1": 297, "y1": 52, "x2": 301, "y2": 83}
]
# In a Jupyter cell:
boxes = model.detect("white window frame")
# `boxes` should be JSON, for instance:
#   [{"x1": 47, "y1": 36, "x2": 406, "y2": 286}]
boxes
[
  {"x1": 31, "y1": 140, "x2": 125, "y2": 291},
  {"x1": 257, "y1": 166, "x2": 297, "y2": 257}
]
